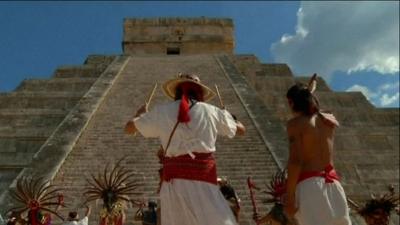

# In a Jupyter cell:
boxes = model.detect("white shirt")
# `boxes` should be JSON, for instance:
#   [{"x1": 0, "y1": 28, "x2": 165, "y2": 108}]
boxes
[
  {"x1": 62, "y1": 217, "x2": 88, "y2": 225},
  {"x1": 134, "y1": 101, "x2": 237, "y2": 157}
]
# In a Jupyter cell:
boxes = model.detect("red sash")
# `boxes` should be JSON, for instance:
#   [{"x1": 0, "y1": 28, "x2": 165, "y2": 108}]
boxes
[
  {"x1": 162, "y1": 152, "x2": 218, "y2": 185},
  {"x1": 297, "y1": 164, "x2": 340, "y2": 184}
]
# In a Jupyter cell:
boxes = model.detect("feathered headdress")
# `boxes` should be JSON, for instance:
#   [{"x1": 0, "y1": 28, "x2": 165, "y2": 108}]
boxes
[
  {"x1": 348, "y1": 185, "x2": 399, "y2": 225},
  {"x1": 83, "y1": 159, "x2": 142, "y2": 213},
  {"x1": 262, "y1": 170, "x2": 287, "y2": 204},
  {"x1": 7, "y1": 176, "x2": 65, "y2": 225}
]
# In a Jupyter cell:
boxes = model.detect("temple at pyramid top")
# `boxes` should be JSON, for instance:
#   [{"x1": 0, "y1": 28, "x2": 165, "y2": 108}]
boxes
[{"x1": 122, "y1": 17, "x2": 234, "y2": 55}]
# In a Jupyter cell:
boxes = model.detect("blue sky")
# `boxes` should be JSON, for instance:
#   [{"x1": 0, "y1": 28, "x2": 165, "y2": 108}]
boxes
[{"x1": 0, "y1": 1, "x2": 398, "y2": 107}]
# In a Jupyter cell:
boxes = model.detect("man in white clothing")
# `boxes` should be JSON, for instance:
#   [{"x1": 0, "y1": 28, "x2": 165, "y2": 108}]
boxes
[
  {"x1": 125, "y1": 73, "x2": 245, "y2": 225},
  {"x1": 62, "y1": 205, "x2": 91, "y2": 225}
]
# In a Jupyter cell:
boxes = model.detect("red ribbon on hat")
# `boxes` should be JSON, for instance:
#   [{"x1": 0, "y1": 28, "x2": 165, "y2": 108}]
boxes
[
  {"x1": 178, "y1": 91, "x2": 190, "y2": 123},
  {"x1": 177, "y1": 82, "x2": 203, "y2": 123}
]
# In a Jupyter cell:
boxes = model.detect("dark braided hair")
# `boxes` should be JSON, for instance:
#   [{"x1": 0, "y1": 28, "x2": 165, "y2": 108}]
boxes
[{"x1": 286, "y1": 83, "x2": 319, "y2": 116}]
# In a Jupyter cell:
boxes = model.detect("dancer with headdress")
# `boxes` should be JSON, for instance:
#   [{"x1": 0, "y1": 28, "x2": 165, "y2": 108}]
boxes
[
  {"x1": 6, "y1": 176, "x2": 65, "y2": 225},
  {"x1": 348, "y1": 185, "x2": 399, "y2": 225},
  {"x1": 283, "y1": 74, "x2": 351, "y2": 225},
  {"x1": 125, "y1": 73, "x2": 246, "y2": 225},
  {"x1": 83, "y1": 160, "x2": 142, "y2": 225},
  {"x1": 251, "y1": 170, "x2": 295, "y2": 225}
]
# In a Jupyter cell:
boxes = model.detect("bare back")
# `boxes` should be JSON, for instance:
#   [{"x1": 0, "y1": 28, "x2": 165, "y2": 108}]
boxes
[{"x1": 288, "y1": 114, "x2": 335, "y2": 172}]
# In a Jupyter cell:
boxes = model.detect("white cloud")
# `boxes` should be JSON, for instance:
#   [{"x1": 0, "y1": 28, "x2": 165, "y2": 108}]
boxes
[
  {"x1": 271, "y1": 1, "x2": 399, "y2": 79},
  {"x1": 380, "y1": 92, "x2": 399, "y2": 106},
  {"x1": 346, "y1": 84, "x2": 377, "y2": 100},
  {"x1": 378, "y1": 81, "x2": 399, "y2": 91},
  {"x1": 346, "y1": 82, "x2": 400, "y2": 107}
]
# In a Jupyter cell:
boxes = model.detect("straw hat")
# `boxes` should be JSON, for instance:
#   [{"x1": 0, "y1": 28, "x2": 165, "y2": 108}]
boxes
[{"x1": 162, "y1": 73, "x2": 216, "y2": 101}]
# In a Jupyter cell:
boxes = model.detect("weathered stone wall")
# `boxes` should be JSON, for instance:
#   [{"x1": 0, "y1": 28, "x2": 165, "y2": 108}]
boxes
[{"x1": 123, "y1": 18, "x2": 234, "y2": 55}]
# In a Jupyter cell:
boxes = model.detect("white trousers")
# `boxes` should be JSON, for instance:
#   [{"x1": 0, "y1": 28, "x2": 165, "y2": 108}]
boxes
[
  {"x1": 295, "y1": 177, "x2": 352, "y2": 225},
  {"x1": 160, "y1": 179, "x2": 238, "y2": 225}
]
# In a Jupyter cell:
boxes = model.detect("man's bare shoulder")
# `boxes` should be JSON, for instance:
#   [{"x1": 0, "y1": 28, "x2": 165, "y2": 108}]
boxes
[{"x1": 287, "y1": 116, "x2": 308, "y2": 130}]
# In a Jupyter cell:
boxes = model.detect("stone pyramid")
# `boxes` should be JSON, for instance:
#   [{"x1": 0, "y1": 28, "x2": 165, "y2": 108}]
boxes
[{"x1": 0, "y1": 17, "x2": 398, "y2": 225}]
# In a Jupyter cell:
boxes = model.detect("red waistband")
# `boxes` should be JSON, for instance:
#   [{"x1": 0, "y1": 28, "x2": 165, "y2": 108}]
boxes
[
  {"x1": 297, "y1": 164, "x2": 340, "y2": 184},
  {"x1": 162, "y1": 152, "x2": 217, "y2": 185}
]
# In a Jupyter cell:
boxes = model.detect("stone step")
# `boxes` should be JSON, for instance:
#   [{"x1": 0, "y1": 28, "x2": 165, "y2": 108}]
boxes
[
  {"x1": 335, "y1": 128, "x2": 399, "y2": 153},
  {"x1": 84, "y1": 55, "x2": 116, "y2": 66},
  {"x1": 244, "y1": 76, "x2": 332, "y2": 124},
  {"x1": 230, "y1": 55, "x2": 263, "y2": 81},
  {"x1": 0, "y1": 137, "x2": 47, "y2": 156},
  {"x1": 0, "y1": 108, "x2": 68, "y2": 116},
  {"x1": 376, "y1": 108, "x2": 400, "y2": 124},
  {"x1": 231, "y1": 54, "x2": 262, "y2": 72},
  {"x1": 0, "y1": 125, "x2": 58, "y2": 138},
  {"x1": 316, "y1": 91, "x2": 374, "y2": 109},
  {"x1": 0, "y1": 168, "x2": 23, "y2": 193},
  {"x1": 251, "y1": 73, "x2": 332, "y2": 93},
  {"x1": 0, "y1": 108, "x2": 67, "y2": 128},
  {"x1": 246, "y1": 100, "x2": 399, "y2": 128},
  {"x1": 333, "y1": 108, "x2": 400, "y2": 126},
  {"x1": 0, "y1": 114, "x2": 64, "y2": 128},
  {"x1": 253, "y1": 76, "x2": 295, "y2": 93},
  {"x1": 0, "y1": 91, "x2": 83, "y2": 109},
  {"x1": 338, "y1": 125, "x2": 399, "y2": 135},
  {"x1": 260, "y1": 63, "x2": 293, "y2": 77},
  {"x1": 0, "y1": 152, "x2": 36, "y2": 167},
  {"x1": 249, "y1": 78, "x2": 373, "y2": 116},
  {"x1": 53, "y1": 65, "x2": 102, "y2": 78},
  {"x1": 15, "y1": 77, "x2": 97, "y2": 92}
]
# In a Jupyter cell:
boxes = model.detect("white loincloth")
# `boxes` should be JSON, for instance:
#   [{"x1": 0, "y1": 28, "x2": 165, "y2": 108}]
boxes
[
  {"x1": 295, "y1": 177, "x2": 352, "y2": 225},
  {"x1": 160, "y1": 179, "x2": 238, "y2": 225}
]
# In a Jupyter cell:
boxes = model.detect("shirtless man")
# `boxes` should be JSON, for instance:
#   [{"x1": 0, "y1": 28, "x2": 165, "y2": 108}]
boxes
[{"x1": 284, "y1": 75, "x2": 352, "y2": 225}]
